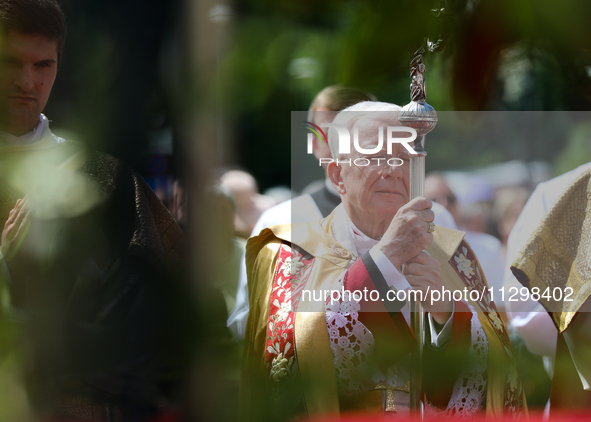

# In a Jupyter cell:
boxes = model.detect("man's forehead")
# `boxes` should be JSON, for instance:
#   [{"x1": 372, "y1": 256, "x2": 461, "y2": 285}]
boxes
[
  {"x1": 0, "y1": 31, "x2": 59, "y2": 60},
  {"x1": 356, "y1": 118, "x2": 403, "y2": 137},
  {"x1": 354, "y1": 116, "x2": 397, "y2": 129}
]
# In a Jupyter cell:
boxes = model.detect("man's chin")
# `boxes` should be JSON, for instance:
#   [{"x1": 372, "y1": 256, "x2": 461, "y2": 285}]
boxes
[
  {"x1": 0, "y1": 112, "x2": 41, "y2": 135},
  {"x1": 371, "y1": 201, "x2": 406, "y2": 217},
  {"x1": 375, "y1": 194, "x2": 407, "y2": 207}
]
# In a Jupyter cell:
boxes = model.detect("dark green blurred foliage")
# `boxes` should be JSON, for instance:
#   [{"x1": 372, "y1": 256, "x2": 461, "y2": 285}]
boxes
[
  {"x1": 216, "y1": 0, "x2": 591, "y2": 190},
  {"x1": 510, "y1": 333, "x2": 552, "y2": 408},
  {"x1": 45, "y1": 0, "x2": 180, "y2": 174}
]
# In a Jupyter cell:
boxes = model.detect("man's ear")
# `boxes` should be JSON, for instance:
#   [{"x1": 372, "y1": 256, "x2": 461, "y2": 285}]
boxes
[{"x1": 327, "y1": 162, "x2": 346, "y2": 195}]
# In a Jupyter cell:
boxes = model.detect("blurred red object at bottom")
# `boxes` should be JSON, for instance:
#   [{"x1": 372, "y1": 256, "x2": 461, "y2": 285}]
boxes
[{"x1": 311, "y1": 411, "x2": 590, "y2": 422}]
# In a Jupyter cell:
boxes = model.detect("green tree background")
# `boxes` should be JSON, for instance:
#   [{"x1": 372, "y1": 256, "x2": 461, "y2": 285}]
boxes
[{"x1": 214, "y1": 0, "x2": 591, "y2": 191}]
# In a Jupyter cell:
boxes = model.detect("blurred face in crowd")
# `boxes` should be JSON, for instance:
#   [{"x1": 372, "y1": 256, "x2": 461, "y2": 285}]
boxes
[
  {"x1": 0, "y1": 31, "x2": 58, "y2": 136},
  {"x1": 329, "y1": 118, "x2": 411, "y2": 227},
  {"x1": 424, "y1": 175, "x2": 460, "y2": 225}
]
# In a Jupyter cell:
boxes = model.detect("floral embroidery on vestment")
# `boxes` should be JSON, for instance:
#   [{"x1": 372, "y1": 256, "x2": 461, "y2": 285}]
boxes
[
  {"x1": 448, "y1": 239, "x2": 524, "y2": 411},
  {"x1": 454, "y1": 248, "x2": 476, "y2": 278},
  {"x1": 265, "y1": 243, "x2": 313, "y2": 386}
]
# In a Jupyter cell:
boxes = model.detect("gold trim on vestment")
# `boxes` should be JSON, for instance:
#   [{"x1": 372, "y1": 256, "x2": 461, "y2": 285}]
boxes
[
  {"x1": 511, "y1": 169, "x2": 591, "y2": 332},
  {"x1": 425, "y1": 225, "x2": 465, "y2": 265}
]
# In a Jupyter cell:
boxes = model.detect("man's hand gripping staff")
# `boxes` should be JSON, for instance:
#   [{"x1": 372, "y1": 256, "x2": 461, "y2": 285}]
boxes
[{"x1": 376, "y1": 196, "x2": 452, "y2": 324}]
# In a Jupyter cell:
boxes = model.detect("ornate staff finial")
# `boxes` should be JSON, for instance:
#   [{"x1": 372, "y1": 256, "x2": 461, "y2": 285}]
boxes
[
  {"x1": 399, "y1": 42, "x2": 438, "y2": 153},
  {"x1": 410, "y1": 45, "x2": 427, "y2": 103}
]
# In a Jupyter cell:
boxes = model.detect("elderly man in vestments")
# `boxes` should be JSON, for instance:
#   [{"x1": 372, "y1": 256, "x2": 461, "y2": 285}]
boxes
[
  {"x1": 511, "y1": 166, "x2": 591, "y2": 413},
  {"x1": 241, "y1": 102, "x2": 526, "y2": 420},
  {"x1": 0, "y1": 1, "x2": 184, "y2": 420}
]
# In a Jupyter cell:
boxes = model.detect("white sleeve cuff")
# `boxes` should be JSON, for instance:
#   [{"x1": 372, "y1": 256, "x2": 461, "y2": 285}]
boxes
[
  {"x1": 369, "y1": 246, "x2": 411, "y2": 292},
  {"x1": 428, "y1": 301, "x2": 455, "y2": 348}
]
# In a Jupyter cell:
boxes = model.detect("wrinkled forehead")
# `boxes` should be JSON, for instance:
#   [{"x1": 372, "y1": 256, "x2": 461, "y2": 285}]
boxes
[{"x1": 353, "y1": 117, "x2": 396, "y2": 132}]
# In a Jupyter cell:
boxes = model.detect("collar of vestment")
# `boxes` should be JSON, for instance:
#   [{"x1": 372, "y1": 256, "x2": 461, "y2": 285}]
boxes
[
  {"x1": 0, "y1": 114, "x2": 65, "y2": 151},
  {"x1": 331, "y1": 203, "x2": 376, "y2": 258}
]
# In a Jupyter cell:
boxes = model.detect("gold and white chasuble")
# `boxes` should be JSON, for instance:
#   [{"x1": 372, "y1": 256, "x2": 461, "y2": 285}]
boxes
[{"x1": 241, "y1": 207, "x2": 526, "y2": 420}]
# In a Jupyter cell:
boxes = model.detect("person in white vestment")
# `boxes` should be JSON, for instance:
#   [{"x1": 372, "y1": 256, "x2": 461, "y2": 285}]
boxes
[{"x1": 240, "y1": 102, "x2": 526, "y2": 419}]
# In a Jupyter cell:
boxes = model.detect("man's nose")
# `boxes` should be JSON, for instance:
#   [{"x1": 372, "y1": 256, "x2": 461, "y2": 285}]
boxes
[
  {"x1": 380, "y1": 161, "x2": 404, "y2": 179},
  {"x1": 14, "y1": 66, "x2": 34, "y2": 91}
]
